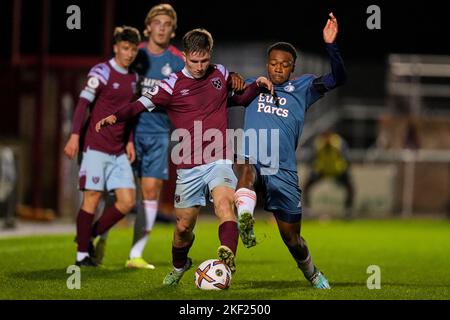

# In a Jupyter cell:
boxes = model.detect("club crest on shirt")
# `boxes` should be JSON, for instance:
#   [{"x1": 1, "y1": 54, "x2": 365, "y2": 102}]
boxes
[
  {"x1": 87, "y1": 77, "x2": 100, "y2": 89},
  {"x1": 161, "y1": 63, "x2": 172, "y2": 77},
  {"x1": 112, "y1": 82, "x2": 120, "y2": 89},
  {"x1": 143, "y1": 85, "x2": 160, "y2": 99},
  {"x1": 211, "y1": 77, "x2": 222, "y2": 90},
  {"x1": 92, "y1": 177, "x2": 100, "y2": 184},
  {"x1": 284, "y1": 83, "x2": 295, "y2": 92}
]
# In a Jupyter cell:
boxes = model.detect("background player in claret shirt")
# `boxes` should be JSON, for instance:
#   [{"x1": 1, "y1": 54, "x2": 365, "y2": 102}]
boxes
[
  {"x1": 96, "y1": 28, "x2": 273, "y2": 286},
  {"x1": 63, "y1": 26, "x2": 140, "y2": 267},
  {"x1": 233, "y1": 13, "x2": 346, "y2": 288},
  {"x1": 124, "y1": 4, "x2": 185, "y2": 270}
]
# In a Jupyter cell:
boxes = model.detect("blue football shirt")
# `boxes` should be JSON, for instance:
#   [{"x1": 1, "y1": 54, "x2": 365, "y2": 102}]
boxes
[
  {"x1": 242, "y1": 75, "x2": 323, "y2": 172},
  {"x1": 135, "y1": 45, "x2": 185, "y2": 135}
]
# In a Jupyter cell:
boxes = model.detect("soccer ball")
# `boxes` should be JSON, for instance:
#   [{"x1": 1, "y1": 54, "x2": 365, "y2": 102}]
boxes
[{"x1": 195, "y1": 259, "x2": 232, "y2": 290}]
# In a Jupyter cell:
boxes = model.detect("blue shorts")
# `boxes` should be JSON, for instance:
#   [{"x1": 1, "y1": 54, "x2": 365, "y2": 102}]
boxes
[
  {"x1": 254, "y1": 163, "x2": 302, "y2": 223},
  {"x1": 134, "y1": 133, "x2": 169, "y2": 180},
  {"x1": 174, "y1": 160, "x2": 237, "y2": 209},
  {"x1": 79, "y1": 148, "x2": 136, "y2": 192}
]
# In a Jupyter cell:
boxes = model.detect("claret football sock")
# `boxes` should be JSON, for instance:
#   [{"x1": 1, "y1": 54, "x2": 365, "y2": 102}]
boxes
[
  {"x1": 76, "y1": 209, "x2": 95, "y2": 253},
  {"x1": 92, "y1": 205, "x2": 125, "y2": 237},
  {"x1": 172, "y1": 235, "x2": 195, "y2": 269},
  {"x1": 218, "y1": 221, "x2": 238, "y2": 255}
]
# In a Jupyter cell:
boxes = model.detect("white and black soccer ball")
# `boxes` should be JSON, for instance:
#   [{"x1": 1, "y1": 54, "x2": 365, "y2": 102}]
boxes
[{"x1": 195, "y1": 259, "x2": 232, "y2": 290}]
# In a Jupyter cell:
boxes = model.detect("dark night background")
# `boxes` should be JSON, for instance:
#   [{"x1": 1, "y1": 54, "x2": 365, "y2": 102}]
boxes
[
  {"x1": 1, "y1": 0, "x2": 448, "y2": 102},
  {"x1": 0, "y1": 0, "x2": 449, "y2": 214},
  {"x1": 0, "y1": 0, "x2": 449, "y2": 58}
]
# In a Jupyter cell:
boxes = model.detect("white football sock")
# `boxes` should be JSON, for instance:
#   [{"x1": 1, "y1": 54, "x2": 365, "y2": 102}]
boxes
[
  {"x1": 77, "y1": 252, "x2": 89, "y2": 261},
  {"x1": 143, "y1": 200, "x2": 158, "y2": 231},
  {"x1": 234, "y1": 188, "x2": 257, "y2": 217},
  {"x1": 129, "y1": 234, "x2": 149, "y2": 259},
  {"x1": 129, "y1": 200, "x2": 158, "y2": 259}
]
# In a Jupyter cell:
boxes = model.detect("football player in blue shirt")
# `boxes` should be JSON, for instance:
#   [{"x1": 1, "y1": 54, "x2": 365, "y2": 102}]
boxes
[
  {"x1": 234, "y1": 12, "x2": 346, "y2": 289},
  {"x1": 87, "y1": 4, "x2": 184, "y2": 270},
  {"x1": 126, "y1": 4, "x2": 185, "y2": 269}
]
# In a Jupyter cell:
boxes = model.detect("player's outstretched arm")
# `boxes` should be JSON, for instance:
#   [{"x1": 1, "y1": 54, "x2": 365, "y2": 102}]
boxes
[
  {"x1": 323, "y1": 12, "x2": 338, "y2": 44},
  {"x1": 95, "y1": 96, "x2": 153, "y2": 132},
  {"x1": 313, "y1": 13, "x2": 347, "y2": 94}
]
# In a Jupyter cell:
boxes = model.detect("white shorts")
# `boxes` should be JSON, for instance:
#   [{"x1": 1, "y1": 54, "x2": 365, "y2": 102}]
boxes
[
  {"x1": 174, "y1": 160, "x2": 237, "y2": 209},
  {"x1": 79, "y1": 148, "x2": 135, "y2": 192}
]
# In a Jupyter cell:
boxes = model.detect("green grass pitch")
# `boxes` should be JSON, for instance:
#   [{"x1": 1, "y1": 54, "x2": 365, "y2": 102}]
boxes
[{"x1": 0, "y1": 219, "x2": 449, "y2": 300}]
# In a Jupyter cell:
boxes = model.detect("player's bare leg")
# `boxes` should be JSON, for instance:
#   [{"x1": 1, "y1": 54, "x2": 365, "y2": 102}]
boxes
[
  {"x1": 275, "y1": 216, "x2": 330, "y2": 289},
  {"x1": 212, "y1": 186, "x2": 239, "y2": 273},
  {"x1": 234, "y1": 163, "x2": 257, "y2": 248},
  {"x1": 127, "y1": 177, "x2": 163, "y2": 269},
  {"x1": 163, "y1": 206, "x2": 199, "y2": 286},
  {"x1": 75, "y1": 190, "x2": 102, "y2": 266}
]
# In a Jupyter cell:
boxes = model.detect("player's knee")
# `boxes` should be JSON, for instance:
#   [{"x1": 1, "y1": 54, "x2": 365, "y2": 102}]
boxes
[
  {"x1": 141, "y1": 179, "x2": 163, "y2": 200},
  {"x1": 214, "y1": 197, "x2": 234, "y2": 217},
  {"x1": 282, "y1": 232, "x2": 302, "y2": 249},
  {"x1": 83, "y1": 190, "x2": 102, "y2": 201},
  {"x1": 82, "y1": 191, "x2": 102, "y2": 212},
  {"x1": 141, "y1": 188, "x2": 159, "y2": 200},
  {"x1": 116, "y1": 195, "x2": 135, "y2": 213}
]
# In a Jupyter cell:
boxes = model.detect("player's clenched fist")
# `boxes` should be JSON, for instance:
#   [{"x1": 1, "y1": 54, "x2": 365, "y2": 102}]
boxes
[{"x1": 95, "y1": 115, "x2": 117, "y2": 132}]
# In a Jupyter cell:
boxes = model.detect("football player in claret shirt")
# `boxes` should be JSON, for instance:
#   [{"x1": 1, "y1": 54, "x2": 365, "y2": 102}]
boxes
[
  {"x1": 123, "y1": 3, "x2": 185, "y2": 270},
  {"x1": 64, "y1": 26, "x2": 140, "y2": 267},
  {"x1": 233, "y1": 13, "x2": 346, "y2": 288},
  {"x1": 96, "y1": 28, "x2": 273, "y2": 286}
]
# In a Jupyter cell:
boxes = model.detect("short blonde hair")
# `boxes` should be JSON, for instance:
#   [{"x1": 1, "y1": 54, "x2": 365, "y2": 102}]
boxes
[{"x1": 144, "y1": 3, "x2": 177, "y2": 38}]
